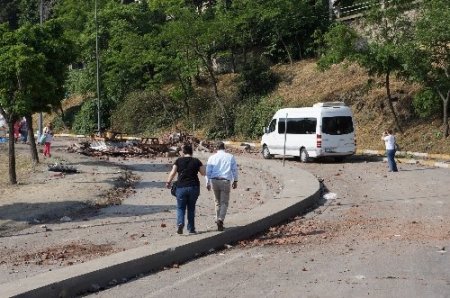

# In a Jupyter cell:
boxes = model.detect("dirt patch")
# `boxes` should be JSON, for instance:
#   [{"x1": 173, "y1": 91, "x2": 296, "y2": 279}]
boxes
[
  {"x1": 0, "y1": 140, "x2": 281, "y2": 284},
  {"x1": 6, "y1": 241, "x2": 117, "y2": 267},
  {"x1": 239, "y1": 158, "x2": 450, "y2": 251}
]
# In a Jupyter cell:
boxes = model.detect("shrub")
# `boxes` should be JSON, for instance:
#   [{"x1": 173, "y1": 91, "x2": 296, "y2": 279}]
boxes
[
  {"x1": 110, "y1": 90, "x2": 182, "y2": 135},
  {"x1": 236, "y1": 59, "x2": 279, "y2": 98},
  {"x1": 72, "y1": 99, "x2": 99, "y2": 135},
  {"x1": 413, "y1": 89, "x2": 441, "y2": 118},
  {"x1": 234, "y1": 96, "x2": 284, "y2": 140}
]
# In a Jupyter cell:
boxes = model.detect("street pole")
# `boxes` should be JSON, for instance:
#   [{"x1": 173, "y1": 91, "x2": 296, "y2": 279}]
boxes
[
  {"x1": 38, "y1": 0, "x2": 43, "y2": 138},
  {"x1": 283, "y1": 113, "x2": 287, "y2": 167},
  {"x1": 95, "y1": 0, "x2": 101, "y2": 136}
]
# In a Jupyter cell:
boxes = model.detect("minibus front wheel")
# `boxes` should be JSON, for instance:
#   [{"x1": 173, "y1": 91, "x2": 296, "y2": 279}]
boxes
[{"x1": 262, "y1": 145, "x2": 273, "y2": 159}]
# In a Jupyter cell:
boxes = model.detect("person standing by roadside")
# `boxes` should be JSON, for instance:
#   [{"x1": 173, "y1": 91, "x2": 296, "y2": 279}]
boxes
[
  {"x1": 166, "y1": 143, "x2": 206, "y2": 235},
  {"x1": 206, "y1": 142, "x2": 238, "y2": 231},
  {"x1": 13, "y1": 120, "x2": 21, "y2": 143},
  {"x1": 43, "y1": 123, "x2": 54, "y2": 158},
  {"x1": 382, "y1": 129, "x2": 398, "y2": 172},
  {"x1": 19, "y1": 117, "x2": 28, "y2": 144}
]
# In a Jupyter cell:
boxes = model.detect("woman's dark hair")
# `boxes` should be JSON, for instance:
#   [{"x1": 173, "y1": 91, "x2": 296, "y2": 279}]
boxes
[{"x1": 182, "y1": 143, "x2": 193, "y2": 155}]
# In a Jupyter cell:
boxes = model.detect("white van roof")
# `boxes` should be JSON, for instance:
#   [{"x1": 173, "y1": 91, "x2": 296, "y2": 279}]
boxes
[
  {"x1": 313, "y1": 102, "x2": 347, "y2": 107},
  {"x1": 273, "y1": 102, "x2": 351, "y2": 118}
]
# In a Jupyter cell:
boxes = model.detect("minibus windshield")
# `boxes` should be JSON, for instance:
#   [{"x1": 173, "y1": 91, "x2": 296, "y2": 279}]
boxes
[{"x1": 322, "y1": 116, "x2": 354, "y2": 135}]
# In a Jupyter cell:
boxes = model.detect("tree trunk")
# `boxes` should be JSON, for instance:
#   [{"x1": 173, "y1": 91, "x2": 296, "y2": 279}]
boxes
[
  {"x1": 176, "y1": 72, "x2": 190, "y2": 117},
  {"x1": 276, "y1": 28, "x2": 293, "y2": 65},
  {"x1": 437, "y1": 90, "x2": 449, "y2": 138},
  {"x1": 295, "y1": 35, "x2": 303, "y2": 60},
  {"x1": 230, "y1": 49, "x2": 236, "y2": 73},
  {"x1": 195, "y1": 46, "x2": 229, "y2": 135},
  {"x1": 7, "y1": 120, "x2": 17, "y2": 184},
  {"x1": 385, "y1": 72, "x2": 403, "y2": 134},
  {"x1": 25, "y1": 114, "x2": 39, "y2": 164}
]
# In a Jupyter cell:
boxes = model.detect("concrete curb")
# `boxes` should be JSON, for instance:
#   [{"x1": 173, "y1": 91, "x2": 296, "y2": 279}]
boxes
[{"x1": 2, "y1": 158, "x2": 320, "y2": 298}]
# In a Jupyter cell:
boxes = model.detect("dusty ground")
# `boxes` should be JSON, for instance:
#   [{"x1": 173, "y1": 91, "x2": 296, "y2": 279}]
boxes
[
  {"x1": 1, "y1": 137, "x2": 449, "y2": 297},
  {"x1": 0, "y1": 138, "x2": 279, "y2": 285},
  {"x1": 90, "y1": 155, "x2": 450, "y2": 298}
]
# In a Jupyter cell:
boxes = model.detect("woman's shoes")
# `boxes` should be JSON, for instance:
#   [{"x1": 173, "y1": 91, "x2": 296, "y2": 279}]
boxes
[{"x1": 216, "y1": 220, "x2": 224, "y2": 231}]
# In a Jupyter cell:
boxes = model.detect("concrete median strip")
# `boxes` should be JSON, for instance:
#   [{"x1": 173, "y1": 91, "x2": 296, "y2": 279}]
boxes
[{"x1": 2, "y1": 158, "x2": 320, "y2": 298}]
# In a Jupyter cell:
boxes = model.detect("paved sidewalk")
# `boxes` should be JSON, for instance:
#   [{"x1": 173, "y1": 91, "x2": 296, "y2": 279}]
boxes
[{"x1": 2, "y1": 155, "x2": 320, "y2": 297}]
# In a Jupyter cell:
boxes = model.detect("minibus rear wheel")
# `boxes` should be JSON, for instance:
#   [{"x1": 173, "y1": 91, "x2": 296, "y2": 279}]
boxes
[
  {"x1": 262, "y1": 145, "x2": 273, "y2": 159},
  {"x1": 300, "y1": 148, "x2": 309, "y2": 163}
]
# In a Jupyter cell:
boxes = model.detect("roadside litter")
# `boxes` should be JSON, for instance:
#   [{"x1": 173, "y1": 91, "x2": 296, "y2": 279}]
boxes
[
  {"x1": 323, "y1": 193, "x2": 338, "y2": 200},
  {"x1": 48, "y1": 163, "x2": 78, "y2": 173}
]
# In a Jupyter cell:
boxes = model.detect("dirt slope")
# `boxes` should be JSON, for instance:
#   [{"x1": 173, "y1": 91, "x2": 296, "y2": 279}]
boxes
[{"x1": 270, "y1": 60, "x2": 448, "y2": 154}]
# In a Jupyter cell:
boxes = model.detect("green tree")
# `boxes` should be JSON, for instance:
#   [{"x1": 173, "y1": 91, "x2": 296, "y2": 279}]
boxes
[
  {"x1": 0, "y1": 21, "x2": 74, "y2": 184},
  {"x1": 405, "y1": 0, "x2": 450, "y2": 137},
  {"x1": 0, "y1": 24, "x2": 49, "y2": 184},
  {"x1": 319, "y1": 0, "x2": 416, "y2": 133}
]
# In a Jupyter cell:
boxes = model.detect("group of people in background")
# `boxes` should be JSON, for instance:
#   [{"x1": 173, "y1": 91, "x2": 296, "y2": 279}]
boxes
[
  {"x1": 5, "y1": 117, "x2": 54, "y2": 158},
  {"x1": 166, "y1": 142, "x2": 238, "y2": 235},
  {"x1": 13, "y1": 118, "x2": 29, "y2": 144}
]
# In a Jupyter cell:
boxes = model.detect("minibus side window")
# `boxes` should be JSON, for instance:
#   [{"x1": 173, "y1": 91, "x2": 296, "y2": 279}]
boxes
[
  {"x1": 278, "y1": 118, "x2": 317, "y2": 134},
  {"x1": 268, "y1": 119, "x2": 276, "y2": 133},
  {"x1": 322, "y1": 116, "x2": 354, "y2": 135}
]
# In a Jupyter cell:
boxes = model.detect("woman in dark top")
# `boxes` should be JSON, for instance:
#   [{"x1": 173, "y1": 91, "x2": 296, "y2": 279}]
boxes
[{"x1": 166, "y1": 144, "x2": 206, "y2": 234}]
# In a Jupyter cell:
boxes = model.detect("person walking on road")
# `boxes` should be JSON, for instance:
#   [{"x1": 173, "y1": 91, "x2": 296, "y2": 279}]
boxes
[
  {"x1": 166, "y1": 143, "x2": 206, "y2": 235},
  {"x1": 382, "y1": 129, "x2": 398, "y2": 172},
  {"x1": 42, "y1": 123, "x2": 54, "y2": 158},
  {"x1": 206, "y1": 142, "x2": 238, "y2": 231}
]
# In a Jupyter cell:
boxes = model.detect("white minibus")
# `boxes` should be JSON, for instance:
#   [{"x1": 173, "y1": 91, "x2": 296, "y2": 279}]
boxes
[{"x1": 261, "y1": 102, "x2": 356, "y2": 162}]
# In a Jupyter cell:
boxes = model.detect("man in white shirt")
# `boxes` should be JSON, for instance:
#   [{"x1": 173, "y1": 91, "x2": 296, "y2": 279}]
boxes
[
  {"x1": 382, "y1": 129, "x2": 398, "y2": 172},
  {"x1": 206, "y1": 142, "x2": 238, "y2": 231}
]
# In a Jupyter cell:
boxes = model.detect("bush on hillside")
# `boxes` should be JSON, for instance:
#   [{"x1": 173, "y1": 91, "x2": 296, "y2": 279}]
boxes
[
  {"x1": 236, "y1": 59, "x2": 279, "y2": 98},
  {"x1": 110, "y1": 90, "x2": 182, "y2": 135},
  {"x1": 413, "y1": 88, "x2": 441, "y2": 118},
  {"x1": 72, "y1": 99, "x2": 99, "y2": 135},
  {"x1": 66, "y1": 69, "x2": 92, "y2": 97},
  {"x1": 234, "y1": 96, "x2": 283, "y2": 140}
]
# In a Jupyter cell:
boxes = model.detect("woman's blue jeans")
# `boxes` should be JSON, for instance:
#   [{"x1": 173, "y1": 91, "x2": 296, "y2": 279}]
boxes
[
  {"x1": 386, "y1": 149, "x2": 398, "y2": 172},
  {"x1": 176, "y1": 186, "x2": 200, "y2": 232}
]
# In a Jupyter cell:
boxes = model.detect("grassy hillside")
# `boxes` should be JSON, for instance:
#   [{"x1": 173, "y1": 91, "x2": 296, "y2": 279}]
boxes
[
  {"x1": 39, "y1": 59, "x2": 448, "y2": 154},
  {"x1": 267, "y1": 60, "x2": 448, "y2": 154}
]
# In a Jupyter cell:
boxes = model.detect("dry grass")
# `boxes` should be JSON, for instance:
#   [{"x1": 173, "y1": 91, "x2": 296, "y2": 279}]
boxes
[
  {"x1": 271, "y1": 60, "x2": 367, "y2": 106},
  {"x1": 269, "y1": 60, "x2": 450, "y2": 154},
  {"x1": 31, "y1": 95, "x2": 86, "y2": 133},
  {"x1": 0, "y1": 145, "x2": 35, "y2": 186}
]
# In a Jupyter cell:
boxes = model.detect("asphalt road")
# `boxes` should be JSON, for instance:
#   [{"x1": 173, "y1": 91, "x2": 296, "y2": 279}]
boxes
[{"x1": 87, "y1": 157, "x2": 450, "y2": 298}]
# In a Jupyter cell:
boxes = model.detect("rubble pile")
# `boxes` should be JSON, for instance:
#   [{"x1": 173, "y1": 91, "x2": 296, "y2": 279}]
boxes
[
  {"x1": 66, "y1": 131, "x2": 214, "y2": 157},
  {"x1": 65, "y1": 131, "x2": 260, "y2": 158}
]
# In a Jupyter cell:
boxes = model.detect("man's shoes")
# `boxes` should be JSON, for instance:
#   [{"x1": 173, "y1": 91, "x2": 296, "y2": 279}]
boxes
[
  {"x1": 217, "y1": 220, "x2": 224, "y2": 231},
  {"x1": 188, "y1": 230, "x2": 196, "y2": 235},
  {"x1": 177, "y1": 224, "x2": 184, "y2": 234}
]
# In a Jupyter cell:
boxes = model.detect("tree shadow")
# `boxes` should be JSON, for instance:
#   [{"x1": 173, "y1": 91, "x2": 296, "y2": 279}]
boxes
[{"x1": 0, "y1": 200, "x2": 177, "y2": 237}]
